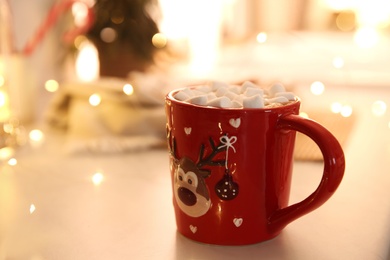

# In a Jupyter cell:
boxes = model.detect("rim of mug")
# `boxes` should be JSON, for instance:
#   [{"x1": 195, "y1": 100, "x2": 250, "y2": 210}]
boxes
[{"x1": 166, "y1": 89, "x2": 301, "y2": 111}]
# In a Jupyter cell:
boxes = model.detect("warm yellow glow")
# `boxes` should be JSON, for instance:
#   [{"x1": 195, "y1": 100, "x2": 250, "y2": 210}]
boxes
[
  {"x1": 72, "y1": 1, "x2": 90, "y2": 27},
  {"x1": 332, "y1": 57, "x2": 344, "y2": 69},
  {"x1": 29, "y1": 129, "x2": 44, "y2": 142},
  {"x1": 0, "y1": 90, "x2": 7, "y2": 107},
  {"x1": 0, "y1": 90, "x2": 10, "y2": 122},
  {"x1": 45, "y1": 79, "x2": 59, "y2": 93},
  {"x1": 331, "y1": 102, "x2": 343, "y2": 113},
  {"x1": 0, "y1": 75, "x2": 4, "y2": 87},
  {"x1": 29, "y1": 204, "x2": 36, "y2": 214},
  {"x1": 89, "y1": 93, "x2": 101, "y2": 106},
  {"x1": 92, "y1": 172, "x2": 104, "y2": 186},
  {"x1": 310, "y1": 81, "x2": 325, "y2": 95},
  {"x1": 76, "y1": 41, "x2": 99, "y2": 82},
  {"x1": 256, "y1": 32, "x2": 267, "y2": 43},
  {"x1": 123, "y1": 84, "x2": 134, "y2": 95},
  {"x1": 158, "y1": 0, "x2": 192, "y2": 39},
  {"x1": 152, "y1": 33, "x2": 167, "y2": 48},
  {"x1": 371, "y1": 100, "x2": 387, "y2": 117},
  {"x1": 8, "y1": 158, "x2": 17, "y2": 166},
  {"x1": 355, "y1": 0, "x2": 390, "y2": 28},
  {"x1": 331, "y1": 102, "x2": 353, "y2": 117},
  {"x1": 340, "y1": 105, "x2": 353, "y2": 117},
  {"x1": 354, "y1": 27, "x2": 379, "y2": 48},
  {"x1": 159, "y1": 0, "x2": 223, "y2": 75},
  {"x1": 74, "y1": 35, "x2": 88, "y2": 49},
  {"x1": 326, "y1": 0, "x2": 390, "y2": 31},
  {"x1": 325, "y1": 0, "x2": 355, "y2": 11},
  {"x1": 336, "y1": 11, "x2": 356, "y2": 31},
  {"x1": 0, "y1": 147, "x2": 14, "y2": 161}
]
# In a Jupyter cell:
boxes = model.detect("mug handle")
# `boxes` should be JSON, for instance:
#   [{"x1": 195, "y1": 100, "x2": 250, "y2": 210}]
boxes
[{"x1": 268, "y1": 114, "x2": 345, "y2": 234}]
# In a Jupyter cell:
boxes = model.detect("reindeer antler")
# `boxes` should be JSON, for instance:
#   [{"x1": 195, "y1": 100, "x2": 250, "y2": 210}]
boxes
[{"x1": 197, "y1": 137, "x2": 227, "y2": 170}]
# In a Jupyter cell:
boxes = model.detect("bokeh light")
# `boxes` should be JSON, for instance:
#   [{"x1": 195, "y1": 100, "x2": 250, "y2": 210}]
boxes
[
  {"x1": 30, "y1": 204, "x2": 36, "y2": 214},
  {"x1": 340, "y1": 105, "x2": 353, "y2": 117},
  {"x1": 89, "y1": 94, "x2": 101, "y2": 106},
  {"x1": 45, "y1": 79, "x2": 59, "y2": 93},
  {"x1": 29, "y1": 129, "x2": 45, "y2": 148},
  {"x1": 331, "y1": 102, "x2": 343, "y2": 113},
  {"x1": 100, "y1": 27, "x2": 117, "y2": 43},
  {"x1": 111, "y1": 14, "x2": 124, "y2": 24},
  {"x1": 76, "y1": 41, "x2": 99, "y2": 82},
  {"x1": 354, "y1": 27, "x2": 379, "y2": 48},
  {"x1": 332, "y1": 57, "x2": 345, "y2": 69},
  {"x1": 256, "y1": 32, "x2": 267, "y2": 43},
  {"x1": 336, "y1": 11, "x2": 356, "y2": 31},
  {"x1": 8, "y1": 158, "x2": 17, "y2": 166},
  {"x1": 0, "y1": 147, "x2": 14, "y2": 161},
  {"x1": 310, "y1": 81, "x2": 325, "y2": 95},
  {"x1": 371, "y1": 100, "x2": 387, "y2": 117},
  {"x1": 152, "y1": 33, "x2": 167, "y2": 48},
  {"x1": 123, "y1": 84, "x2": 134, "y2": 95},
  {"x1": 92, "y1": 172, "x2": 104, "y2": 186}
]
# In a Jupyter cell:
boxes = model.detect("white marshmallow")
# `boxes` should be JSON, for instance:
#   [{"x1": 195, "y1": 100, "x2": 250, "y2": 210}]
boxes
[
  {"x1": 241, "y1": 81, "x2": 259, "y2": 93},
  {"x1": 174, "y1": 91, "x2": 191, "y2": 101},
  {"x1": 233, "y1": 94, "x2": 244, "y2": 103},
  {"x1": 228, "y1": 85, "x2": 241, "y2": 94},
  {"x1": 174, "y1": 81, "x2": 296, "y2": 109},
  {"x1": 207, "y1": 97, "x2": 232, "y2": 108},
  {"x1": 215, "y1": 87, "x2": 229, "y2": 97},
  {"x1": 244, "y1": 87, "x2": 264, "y2": 97},
  {"x1": 267, "y1": 96, "x2": 289, "y2": 104},
  {"x1": 188, "y1": 95, "x2": 208, "y2": 105},
  {"x1": 206, "y1": 92, "x2": 218, "y2": 101},
  {"x1": 232, "y1": 100, "x2": 243, "y2": 108},
  {"x1": 243, "y1": 95, "x2": 264, "y2": 108},
  {"x1": 268, "y1": 83, "x2": 286, "y2": 97},
  {"x1": 181, "y1": 87, "x2": 195, "y2": 97},
  {"x1": 225, "y1": 91, "x2": 239, "y2": 100},
  {"x1": 275, "y1": 92, "x2": 296, "y2": 101}
]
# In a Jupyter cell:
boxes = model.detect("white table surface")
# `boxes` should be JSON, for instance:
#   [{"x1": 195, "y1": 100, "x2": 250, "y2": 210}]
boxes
[{"x1": 1, "y1": 32, "x2": 390, "y2": 259}]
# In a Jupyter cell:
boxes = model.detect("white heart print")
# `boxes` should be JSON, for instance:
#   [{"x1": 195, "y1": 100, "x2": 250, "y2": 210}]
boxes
[
  {"x1": 229, "y1": 118, "x2": 241, "y2": 128},
  {"x1": 190, "y1": 225, "x2": 197, "y2": 233},
  {"x1": 233, "y1": 218, "x2": 243, "y2": 227},
  {"x1": 184, "y1": 127, "x2": 192, "y2": 135}
]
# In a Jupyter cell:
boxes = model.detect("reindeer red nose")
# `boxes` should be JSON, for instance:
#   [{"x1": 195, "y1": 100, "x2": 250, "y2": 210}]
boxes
[{"x1": 178, "y1": 187, "x2": 197, "y2": 206}]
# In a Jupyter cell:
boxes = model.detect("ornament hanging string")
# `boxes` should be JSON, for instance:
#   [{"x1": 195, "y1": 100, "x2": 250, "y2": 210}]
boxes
[
  {"x1": 23, "y1": 0, "x2": 95, "y2": 56},
  {"x1": 219, "y1": 135, "x2": 237, "y2": 169}
]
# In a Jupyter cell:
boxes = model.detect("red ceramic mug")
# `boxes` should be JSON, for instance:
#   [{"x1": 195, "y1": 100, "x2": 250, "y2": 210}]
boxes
[{"x1": 165, "y1": 89, "x2": 345, "y2": 245}]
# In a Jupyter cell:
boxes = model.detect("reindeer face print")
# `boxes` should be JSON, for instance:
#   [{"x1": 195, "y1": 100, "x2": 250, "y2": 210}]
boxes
[
  {"x1": 167, "y1": 123, "x2": 239, "y2": 218},
  {"x1": 174, "y1": 157, "x2": 211, "y2": 217}
]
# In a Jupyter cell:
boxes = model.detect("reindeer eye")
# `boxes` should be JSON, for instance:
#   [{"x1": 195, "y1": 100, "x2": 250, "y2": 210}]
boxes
[
  {"x1": 177, "y1": 168, "x2": 185, "y2": 182},
  {"x1": 185, "y1": 172, "x2": 198, "y2": 187}
]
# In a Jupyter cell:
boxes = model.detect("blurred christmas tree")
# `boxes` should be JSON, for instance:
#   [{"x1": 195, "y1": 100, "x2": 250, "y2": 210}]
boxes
[{"x1": 86, "y1": 0, "x2": 160, "y2": 78}]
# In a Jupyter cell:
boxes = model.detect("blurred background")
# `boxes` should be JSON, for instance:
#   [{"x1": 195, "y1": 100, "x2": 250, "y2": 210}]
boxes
[{"x1": 1, "y1": 0, "x2": 390, "y2": 155}]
